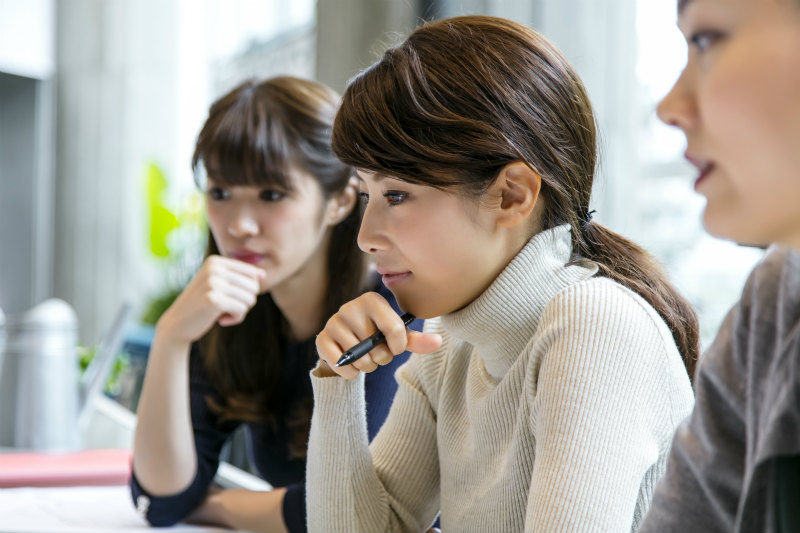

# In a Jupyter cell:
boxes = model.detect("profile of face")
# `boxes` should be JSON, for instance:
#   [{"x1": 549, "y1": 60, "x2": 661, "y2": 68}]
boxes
[
  {"x1": 657, "y1": 0, "x2": 800, "y2": 247},
  {"x1": 206, "y1": 167, "x2": 349, "y2": 294},
  {"x1": 357, "y1": 170, "x2": 519, "y2": 319}
]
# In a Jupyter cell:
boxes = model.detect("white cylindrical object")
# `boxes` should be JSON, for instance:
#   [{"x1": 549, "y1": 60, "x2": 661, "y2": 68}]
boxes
[{"x1": 7, "y1": 299, "x2": 81, "y2": 451}]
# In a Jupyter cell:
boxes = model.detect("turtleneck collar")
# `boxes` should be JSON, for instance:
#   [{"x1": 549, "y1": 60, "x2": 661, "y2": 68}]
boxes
[{"x1": 440, "y1": 225, "x2": 598, "y2": 381}]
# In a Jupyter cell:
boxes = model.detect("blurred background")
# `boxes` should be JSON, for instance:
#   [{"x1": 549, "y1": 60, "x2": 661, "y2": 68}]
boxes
[{"x1": 0, "y1": 0, "x2": 763, "y2": 410}]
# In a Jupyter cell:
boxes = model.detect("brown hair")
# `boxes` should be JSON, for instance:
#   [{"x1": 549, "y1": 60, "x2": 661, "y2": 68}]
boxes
[
  {"x1": 193, "y1": 76, "x2": 368, "y2": 456},
  {"x1": 332, "y1": 16, "x2": 699, "y2": 380}
]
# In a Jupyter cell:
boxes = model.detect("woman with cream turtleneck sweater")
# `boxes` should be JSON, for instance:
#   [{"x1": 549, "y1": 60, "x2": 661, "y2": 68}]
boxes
[{"x1": 310, "y1": 15, "x2": 697, "y2": 533}]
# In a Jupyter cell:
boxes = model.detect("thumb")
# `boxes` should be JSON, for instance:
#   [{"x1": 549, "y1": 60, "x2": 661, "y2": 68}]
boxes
[
  {"x1": 218, "y1": 312, "x2": 243, "y2": 327},
  {"x1": 405, "y1": 331, "x2": 443, "y2": 355}
]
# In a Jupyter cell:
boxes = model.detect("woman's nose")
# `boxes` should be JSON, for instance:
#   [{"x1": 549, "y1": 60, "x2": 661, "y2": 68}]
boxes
[
  {"x1": 228, "y1": 207, "x2": 259, "y2": 238},
  {"x1": 656, "y1": 66, "x2": 698, "y2": 133},
  {"x1": 356, "y1": 201, "x2": 389, "y2": 254}
]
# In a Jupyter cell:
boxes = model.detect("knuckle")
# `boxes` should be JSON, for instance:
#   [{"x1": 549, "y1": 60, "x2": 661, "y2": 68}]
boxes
[
  {"x1": 387, "y1": 321, "x2": 406, "y2": 338},
  {"x1": 363, "y1": 291, "x2": 382, "y2": 305},
  {"x1": 373, "y1": 350, "x2": 394, "y2": 366},
  {"x1": 339, "y1": 298, "x2": 361, "y2": 315},
  {"x1": 205, "y1": 291, "x2": 221, "y2": 307}
]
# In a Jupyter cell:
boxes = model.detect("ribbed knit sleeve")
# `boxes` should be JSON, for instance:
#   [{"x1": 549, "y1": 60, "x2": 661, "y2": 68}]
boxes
[
  {"x1": 527, "y1": 278, "x2": 693, "y2": 532},
  {"x1": 306, "y1": 355, "x2": 441, "y2": 533}
]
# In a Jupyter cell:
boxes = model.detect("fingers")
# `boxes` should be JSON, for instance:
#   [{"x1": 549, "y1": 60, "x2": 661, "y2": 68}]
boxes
[
  {"x1": 337, "y1": 293, "x2": 411, "y2": 356},
  {"x1": 217, "y1": 313, "x2": 243, "y2": 327},
  {"x1": 315, "y1": 292, "x2": 410, "y2": 379},
  {"x1": 197, "y1": 256, "x2": 264, "y2": 326},
  {"x1": 315, "y1": 312, "x2": 364, "y2": 380},
  {"x1": 161, "y1": 254, "x2": 266, "y2": 342},
  {"x1": 351, "y1": 354, "x2": 379, "y2": 374},
  {"x1": 208, "y1": 278, "x2": 258, "y2": 309},
  {"x1": 406, "y1": 331, "x2": 443, "y2": 354},
  {"x1": 204, "y1": 255, "x2": 265, "y2": 294},
  {"x1": 209, "y1": 255, "x2": 266, "y2": 281},
  {"x1": 207, "y1": 292, "x2": 251, "y2": 326}
]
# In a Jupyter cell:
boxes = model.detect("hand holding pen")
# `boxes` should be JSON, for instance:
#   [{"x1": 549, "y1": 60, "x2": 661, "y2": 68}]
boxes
[{"x1": 315, "y1": 292, "x2": 443, "y2": 380}]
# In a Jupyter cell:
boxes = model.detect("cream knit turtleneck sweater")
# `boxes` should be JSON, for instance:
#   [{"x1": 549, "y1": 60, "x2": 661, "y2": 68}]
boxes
[{"x1": 306, "y1": 225, "x2": 694, "y2": 533}]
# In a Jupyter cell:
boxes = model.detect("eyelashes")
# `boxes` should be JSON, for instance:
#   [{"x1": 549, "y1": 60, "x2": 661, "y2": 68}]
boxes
[
  {"x1": 689, "y1": 29, "x2": 725, "y2": 52},
  {"x1": 358, "y1": 190, "x2": 410, "y2": 207},
  {"x1": 206, "y1": 187, "x2": 286, "y2": 202},
  {"x1": 259, "y1": 190, "x2": 285, "y2": 202},
  {"x1": 207, "y1": 187, "x2": 229, "y2": 201},
  {"x1": 384, "y1": 191, "x2": 409, "y2": 206}
]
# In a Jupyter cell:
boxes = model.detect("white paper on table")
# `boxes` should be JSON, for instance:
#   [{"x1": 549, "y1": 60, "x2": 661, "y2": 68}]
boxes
[{"x1": 0, "y1": 485, "x2": 229, "y2": 532}]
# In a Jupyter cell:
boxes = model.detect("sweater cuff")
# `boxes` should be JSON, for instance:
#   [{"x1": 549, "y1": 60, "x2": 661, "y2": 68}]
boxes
[
  {"x1": 129, "y1": 469, "x2": 208, "y2": 527},
  {"x1": 282, "y1": 482, "x2": 307, "y2": 533},
  {"x1": 310, "y1": 363, "x2": 367, "y2": 424}
]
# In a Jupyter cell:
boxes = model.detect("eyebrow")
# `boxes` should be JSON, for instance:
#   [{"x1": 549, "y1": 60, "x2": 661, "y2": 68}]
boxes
[{"x1": 678, "y1": 0, "x2": 693, "y2": 15}]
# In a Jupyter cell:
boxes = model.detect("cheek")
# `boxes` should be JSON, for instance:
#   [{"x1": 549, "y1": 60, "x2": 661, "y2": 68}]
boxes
[
  {"x1": 205, "y1": 205, "x2": 227, "y2": 242},
  {"x1": 704, "y1": 27, "x2": 800, "y2": 171},
  {"x1": 701, "y1": 38, "x2": 800, "y2": 243},
  {"x1": 280, "y1": 204, "x2": 328, "y2": 249},
  {"x1": 411, "y1": 217, "x2": 487, "y2": 277},
  {"x1": 702, "y1": 58, "x2": 759, "y2": 152},
  {"x1": 395, "y1": 219, "x2": 439, "y2": 263}
]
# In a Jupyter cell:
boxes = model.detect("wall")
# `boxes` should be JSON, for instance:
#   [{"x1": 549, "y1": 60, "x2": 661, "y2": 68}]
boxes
[
  {"x1": 0, "y1": 0, "x2": 55, "y2": 315},
  {"x1": 53, "y1": 0, "x2": 185, "y2": 343}
]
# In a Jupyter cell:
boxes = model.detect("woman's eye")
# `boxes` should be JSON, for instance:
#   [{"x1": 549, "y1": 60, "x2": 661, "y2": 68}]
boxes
[
  {"x1": 207, "y1": 187, "x2": 229, "y2": 201},
  {"x1": 260, "y1": 189, "x2": 285, "y2": 202},
  {"x1": 689, "y1": 30, "x2": 724, "y2": 52},
  {"x1": 384, "y1": 191, "x2": 409, "y2": 206},
  {"x1": 357, "y1": 191, "x2": 370, "y2": 204}
]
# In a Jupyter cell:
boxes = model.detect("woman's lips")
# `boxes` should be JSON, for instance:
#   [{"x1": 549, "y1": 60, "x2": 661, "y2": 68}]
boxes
[
  {"x1": 379, "y1": 271, "x2": 412, "y2": 288},
  {"x1": 231, "y1": 250, "x2": 266, "y2": 265},
  {"x1": 694, "y1": 163, "x2": 715, "y2": 191},
  {"x1": 685, "y1": 153, "x2": 715, "y2": 191}
]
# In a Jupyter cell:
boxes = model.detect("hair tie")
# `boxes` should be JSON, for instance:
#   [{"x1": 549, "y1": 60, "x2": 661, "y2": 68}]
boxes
[{"x1": 580, "y1": 209, "x2": 596, "y2": 228}]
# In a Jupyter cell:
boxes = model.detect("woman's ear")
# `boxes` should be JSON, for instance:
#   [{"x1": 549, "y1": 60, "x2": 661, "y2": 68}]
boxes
[
  {"x1": 493, "y1": 162, "x2": 542, "y2": 228},
  {"x1": 325, "y1": 177, "x2": 359, "y2": 225}
]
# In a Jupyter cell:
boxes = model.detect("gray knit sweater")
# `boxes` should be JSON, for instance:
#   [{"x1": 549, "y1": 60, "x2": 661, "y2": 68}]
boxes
[
  {"x1": 640, "y1": 245, "x2": 800, "y2": 533},
  {"x1": 307, "y1": 225, "x2": 694, "y2": 532}
]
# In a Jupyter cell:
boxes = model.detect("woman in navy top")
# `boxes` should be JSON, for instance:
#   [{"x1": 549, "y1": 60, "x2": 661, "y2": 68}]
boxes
[{"x1": 130, "y1": 76, "x2": 420, "y2": 532}]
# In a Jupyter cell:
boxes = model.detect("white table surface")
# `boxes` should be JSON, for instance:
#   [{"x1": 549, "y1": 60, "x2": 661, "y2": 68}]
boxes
[
  {"x1": 0, "y1": 485, "x2": 231, "y2": 533},
  {"x1": 0, "y1": 396, "x2": 269, "y2": 532}
]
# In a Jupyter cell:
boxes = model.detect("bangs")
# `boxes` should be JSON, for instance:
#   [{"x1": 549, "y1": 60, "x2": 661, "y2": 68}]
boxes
[
  {"x1": 193, "y1": 84, "x2": 296, "y2": 192},
  {"x1": 331, "y1": 47, "x2": 509, "y2": 194},
  {"x1": 332, "y1": 60, "x2": 438, "y2": 185}
]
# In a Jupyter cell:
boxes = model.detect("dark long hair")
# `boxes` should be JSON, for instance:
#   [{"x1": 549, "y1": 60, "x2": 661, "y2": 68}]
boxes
[
  {"x1": 193, "y1": 76, "x2": 368, "y2": 456},
  {"x1": 332, "y1": 16, "x2": 698, "y2": 379}
]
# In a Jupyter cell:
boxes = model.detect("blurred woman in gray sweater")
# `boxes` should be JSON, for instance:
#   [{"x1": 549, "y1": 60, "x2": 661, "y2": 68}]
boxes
[{"x1": 639, "y1": 0, "x2": 800, "y2": 531}]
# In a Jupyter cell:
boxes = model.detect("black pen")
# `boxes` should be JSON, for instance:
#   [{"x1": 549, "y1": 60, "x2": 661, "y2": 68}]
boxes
[{"x1": 335, "y1": 312, "x2": 416, "y2": 367}]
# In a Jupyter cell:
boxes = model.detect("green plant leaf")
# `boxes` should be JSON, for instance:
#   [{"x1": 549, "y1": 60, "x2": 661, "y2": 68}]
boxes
[
  {"x1": 140, "y1": 287, "x2": 184, "y2": 325},
  {"x1": 145, "y1": 163, "x2": 179, "y2": 257}
]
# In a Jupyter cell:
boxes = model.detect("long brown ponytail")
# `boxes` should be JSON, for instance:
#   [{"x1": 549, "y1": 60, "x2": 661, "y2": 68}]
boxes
[{"x1": 331, "y1": 16, "x2": 698, "y2": 379}]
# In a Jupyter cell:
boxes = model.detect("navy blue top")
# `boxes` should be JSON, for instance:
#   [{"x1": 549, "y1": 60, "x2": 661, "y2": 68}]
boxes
[{"x1": 130, "y1": 283, "x2": 421, "y2": 532}]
